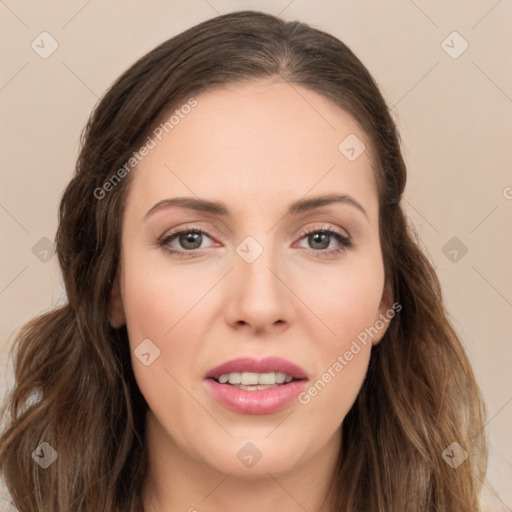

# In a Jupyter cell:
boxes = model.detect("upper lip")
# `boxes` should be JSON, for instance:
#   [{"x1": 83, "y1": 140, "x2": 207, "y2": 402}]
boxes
[{"x1": 205, "y1": 356, "x2": 309, "y2": 381}]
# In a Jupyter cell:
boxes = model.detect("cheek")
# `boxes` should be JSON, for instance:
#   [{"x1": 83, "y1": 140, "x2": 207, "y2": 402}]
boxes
[
  {"x1": 296, "y1": 348, "x2": 371, "y2": 451},
  {"x1": 122, "y1": 266, "x2": 207, "y2": 436},
  {"x1": 121, "y1": 248, "x2": 209, "y2": 347},
  {"x1": 298, "y1": 254, "x2": 384, "y2": 411},
  {"x1": 303, "y1": 253, "x2": 385, "y2": 348},
  {"x1": 297, "y1": 282, "x2": 379, "y2": 430},
  {"x1": 122, "y1": 275, "x2": 203, "y2": 386}
]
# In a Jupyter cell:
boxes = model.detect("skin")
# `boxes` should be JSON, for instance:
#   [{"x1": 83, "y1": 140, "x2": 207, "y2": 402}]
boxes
[{"x1": 109, "y1": 78, "x2": 392, "y2": 512}]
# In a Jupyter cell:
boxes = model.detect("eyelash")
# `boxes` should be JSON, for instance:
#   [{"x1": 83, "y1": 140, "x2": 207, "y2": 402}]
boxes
[{"x1": 158, "y1": 224, "x2": 353, "y2": 260}]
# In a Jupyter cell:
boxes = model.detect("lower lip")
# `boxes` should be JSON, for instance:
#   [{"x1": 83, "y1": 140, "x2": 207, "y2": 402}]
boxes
[{"x1": 204, "y1": 379, "x2": 307, "y2": 415}]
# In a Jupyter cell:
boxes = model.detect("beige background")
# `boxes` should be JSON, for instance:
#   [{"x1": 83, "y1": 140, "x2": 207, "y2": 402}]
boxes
[{"x1": 1, "y1": 1, "x2": 511, "y2": 510}]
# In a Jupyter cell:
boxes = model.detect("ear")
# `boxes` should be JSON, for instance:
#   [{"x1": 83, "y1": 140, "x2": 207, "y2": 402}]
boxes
[
  {"x1": 372, "y1": 282, "x2": 394, "y2": 346},
  {"x1": 108, "y1": 272, "x2": 126, "y2": 329}
]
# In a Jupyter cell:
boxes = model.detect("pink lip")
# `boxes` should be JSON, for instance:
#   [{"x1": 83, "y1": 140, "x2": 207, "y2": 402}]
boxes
[{"x1": 204, "y1": 356, "x2": 309, "y2": 415}]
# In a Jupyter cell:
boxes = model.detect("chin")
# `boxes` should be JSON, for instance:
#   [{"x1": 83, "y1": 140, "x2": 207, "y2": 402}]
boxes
[{"x1": 194, "y1": 435, "x2": 313, "y2": 480}]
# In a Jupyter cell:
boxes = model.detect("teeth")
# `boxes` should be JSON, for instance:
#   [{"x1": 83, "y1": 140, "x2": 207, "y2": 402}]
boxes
[
  {"x1": 276, "y1": 372, "x2": 286, "y2": 384},
  {"x1": 242, "y1": 372, "x2": 259, "y2": 385},
  {"x1": 258, "y1": 372, "x2": 276, "y2": 385},
  {"x1": 217, "y1": 371, "x2": 295, "y2": 385},
  {"x1": 238, "y1": 384, "x2": 279, "y2": 390}
]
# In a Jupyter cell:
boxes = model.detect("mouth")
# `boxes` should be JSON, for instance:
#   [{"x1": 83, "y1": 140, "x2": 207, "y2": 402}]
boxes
[{"x1": 204, "y1": 357, "x2": 309, "y2": 414}]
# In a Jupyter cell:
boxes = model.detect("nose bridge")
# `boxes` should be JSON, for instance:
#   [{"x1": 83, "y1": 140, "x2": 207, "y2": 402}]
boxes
[
  {"x1": 236, "y1": 233, "x2": 281, "y2": 297},
  {"x1": 227, "y1": 232, "x2": 291, "y2": 330}
]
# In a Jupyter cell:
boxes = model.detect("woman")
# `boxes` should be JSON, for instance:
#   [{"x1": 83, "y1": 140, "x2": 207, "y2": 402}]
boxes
[{"x1": 0, "y1": 10, "x2": 487, "y2": 512}]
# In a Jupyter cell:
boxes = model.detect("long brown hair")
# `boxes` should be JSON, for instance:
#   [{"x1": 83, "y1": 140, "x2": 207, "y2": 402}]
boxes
[{"x1": 0, "y1": 10, "x2": 487, "y2": 511}]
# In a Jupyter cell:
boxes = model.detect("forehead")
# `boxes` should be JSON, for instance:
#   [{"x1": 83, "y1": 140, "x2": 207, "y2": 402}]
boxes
[{"x1": 126, "y1": 79, "x2": 378, "y2": 221}]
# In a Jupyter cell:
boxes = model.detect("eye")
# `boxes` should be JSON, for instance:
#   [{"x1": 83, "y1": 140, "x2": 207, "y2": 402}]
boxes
[
  {"x1": 296, "y1": 226, "x2": 353, "y2": 259},
  {"x1": 158, "y1": 225, "x2": 217, "y2": 258},
  {"x1": 158, "y1": 224, "x2": 353, "y2": 259}
]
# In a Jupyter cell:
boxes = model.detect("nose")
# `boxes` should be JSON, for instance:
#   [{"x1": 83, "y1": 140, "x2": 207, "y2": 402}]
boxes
[{"x1": 223, "y1": 240, "x2": 293, "y2": 335}]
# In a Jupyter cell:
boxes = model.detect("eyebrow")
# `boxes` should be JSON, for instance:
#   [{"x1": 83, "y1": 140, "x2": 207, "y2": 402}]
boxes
[{"x1": 144, "y1": 193, "x2": 368, "y2": 221}]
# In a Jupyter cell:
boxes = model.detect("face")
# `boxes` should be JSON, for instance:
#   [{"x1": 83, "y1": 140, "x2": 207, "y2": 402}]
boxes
[{"x1": 110, "y1": 79, "x2": 392, "y2": 482}]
